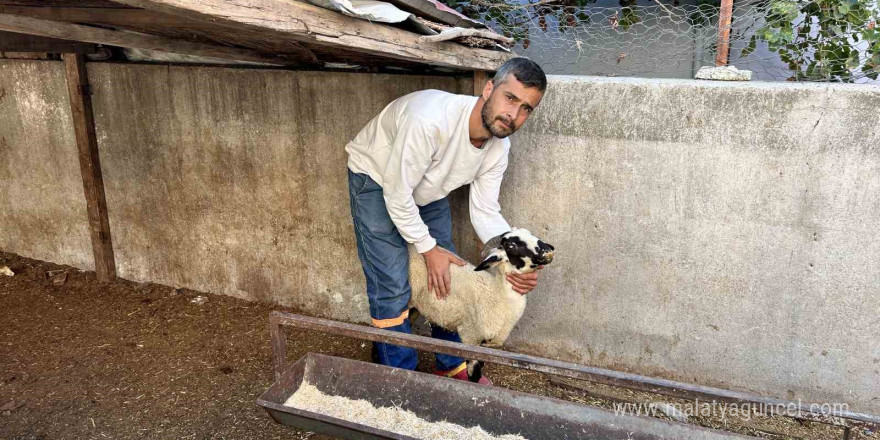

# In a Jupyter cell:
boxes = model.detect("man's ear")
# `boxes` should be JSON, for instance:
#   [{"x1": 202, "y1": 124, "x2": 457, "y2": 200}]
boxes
[
  {"x1": 481, "y1": 80, "x2": 494, "y2": 101},
  {"x1": 475, "y1": 248, "x2": 506, "y2": 271}
]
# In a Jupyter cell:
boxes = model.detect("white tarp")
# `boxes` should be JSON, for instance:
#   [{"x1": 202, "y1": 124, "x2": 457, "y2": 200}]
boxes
[
  {"x1": 308, "y1": 0, "x2": 410, "y2": 23},
  {"x1": 306, "y1": 0, "x2": 437, "y2": 34}
]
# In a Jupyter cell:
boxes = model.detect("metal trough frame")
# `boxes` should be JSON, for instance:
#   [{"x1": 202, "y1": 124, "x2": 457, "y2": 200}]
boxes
[
  {"x1": 258, "y1": 352, "x2": 759, "y2": 439},
  {"x1": 269, "y1": 311, "x2": 879, "y2": 439}
]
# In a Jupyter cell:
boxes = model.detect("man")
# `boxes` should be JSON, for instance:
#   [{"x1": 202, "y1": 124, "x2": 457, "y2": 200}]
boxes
[{"x1": 346, "y1": 58, "x2": 547, "y2": 384}]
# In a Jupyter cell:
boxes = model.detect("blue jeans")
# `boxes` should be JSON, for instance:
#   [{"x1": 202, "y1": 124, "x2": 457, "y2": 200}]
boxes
[{"x1": 348, "y1": 169, "x2": 465, "y2": 372}]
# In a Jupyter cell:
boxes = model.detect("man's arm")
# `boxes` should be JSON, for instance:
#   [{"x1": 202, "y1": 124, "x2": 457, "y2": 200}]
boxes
[
  {"x1": 470, "y1": 147, "x2": 541, "y2": 295},
  {"x1": 381, "y1": 115, "x2": 438, "y2": 253},
  {"x1": 382, "y1": 116, "x2": 464, "y2": 298},
  {"x1": 469, "y1": 148, "x2": 512, "y2": 244}
]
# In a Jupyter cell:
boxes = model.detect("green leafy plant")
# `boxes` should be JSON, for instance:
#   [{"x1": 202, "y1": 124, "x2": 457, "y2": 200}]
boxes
[{"x1": 745, "y1": 0, "x2": 880, "y2": 81}]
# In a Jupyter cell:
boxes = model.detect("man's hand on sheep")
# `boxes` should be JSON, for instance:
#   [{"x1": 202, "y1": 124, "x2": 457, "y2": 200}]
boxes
[
  {"x1": 507, "y1": 267, "x2": 543, "y2": 295},
  {"x1": 422, "y1": 246, "x2": 466, "y2": 299}
]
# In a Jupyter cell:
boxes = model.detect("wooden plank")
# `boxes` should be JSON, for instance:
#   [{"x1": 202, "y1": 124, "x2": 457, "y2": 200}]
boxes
[
  {"x1": 0, "y1": 13, "x2": 305, "y2": 65},
  {"x1": 0, "y1": 5, "x2": 185, "y2": 26},
  {"x1": 0, "y1": 50, "x2": 49, "y2": 58},
  {"x1": 110, "y1": 0, "x2": 515, "y2": 70},
  {"x1": 62, "y1": 53, "x2": 116, "y2": 282},
  {"x1": 714, "y1": 0, "x2": 733, "y2": 66},
  {"x1": 0, "y1": 0, "x2": 132, "y2": 7},
  {"x1": 0, "y1": 30, "x2": 96, "y2": 53},
  {"x1": 0, "y1": 5, "x2": 320, "y2": 62},
  {"x1": 382, "y1": 0, "x2": 483, "y2": 29}
]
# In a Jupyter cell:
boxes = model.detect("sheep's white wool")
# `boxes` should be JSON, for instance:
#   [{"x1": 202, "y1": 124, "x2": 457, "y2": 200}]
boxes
[
  {"x1": 407, "y1": 243, "x2": 526, "y2": 348},
  {"x1": 284, "y1": 382, "x2": 529, "y2": 440},
  {"x1": 406, "y1": 228, "x2": 552, "y2": 380}
]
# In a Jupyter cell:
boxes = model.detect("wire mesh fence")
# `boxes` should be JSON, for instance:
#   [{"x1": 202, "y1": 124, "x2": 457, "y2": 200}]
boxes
[{"x1": 452, "y1": 0, "x2": 879, "y2": 83}]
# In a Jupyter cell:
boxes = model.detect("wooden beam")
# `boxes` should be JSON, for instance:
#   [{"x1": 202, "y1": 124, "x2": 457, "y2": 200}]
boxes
[
  {"x1": 714, "y1": 0, "x2": 733, "y2": 66},
  {"x1": 110, "y1": 0, "x2": 515, "y2": 70},
  {"x1": 0, "y1": 13, "x2": 303, "y2": 65},
  {"x1": 0, "y1": 6, "x2": 186, "y2": 27},
  {"x1": 0, "y1": 5, "x2": 319, "y2": 63},
  {"x1": 0, "y1": 0, "x2": 131, "y2": 7},
  {"x1": 0, "y1": 30, "x2": 96, "y2": 53},
  {"x1": 62, "y1": 53, "x2": 116, "y2": 282}
]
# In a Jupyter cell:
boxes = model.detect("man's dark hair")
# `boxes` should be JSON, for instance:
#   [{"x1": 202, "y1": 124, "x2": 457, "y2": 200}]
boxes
[{"x1": 492, "y1": 58, "x2": 547, "y2": 92}]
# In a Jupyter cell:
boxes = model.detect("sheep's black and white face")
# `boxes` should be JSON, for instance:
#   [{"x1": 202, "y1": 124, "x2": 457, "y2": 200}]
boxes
[
  {"x1": 501, "y1": 228, "x2": 554, "y2": 270},
  {"x1": 475, "y1": 228, "x2": 554, "y2": 272}
]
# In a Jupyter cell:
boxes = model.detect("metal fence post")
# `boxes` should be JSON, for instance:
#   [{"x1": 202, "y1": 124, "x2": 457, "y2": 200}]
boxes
[{"x1": 715, "y1": 0, "x2": 734, "y2": 66}]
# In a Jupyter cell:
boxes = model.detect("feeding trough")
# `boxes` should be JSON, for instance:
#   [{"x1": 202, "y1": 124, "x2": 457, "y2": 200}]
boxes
[
  {"x1": 258, "y1": 313, "x2": 880, "y2": 439},
  {"x1": 257, "y1": 353, "x2": 758, "y2": 439}
]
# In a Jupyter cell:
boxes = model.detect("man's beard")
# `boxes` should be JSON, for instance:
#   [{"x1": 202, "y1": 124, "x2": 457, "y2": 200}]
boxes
[{"x1": 481, "y1": 98, "x2": 515, "y2": 139}]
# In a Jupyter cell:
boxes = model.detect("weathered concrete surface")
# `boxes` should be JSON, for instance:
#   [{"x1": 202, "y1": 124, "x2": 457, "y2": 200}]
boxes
[
  {"x1": 86, "y1": 63, "x2": 469, "y2": 323},
  {"x1": 453, "y1": 76, "x2": 880, "y2": 414},
  {"x1": 0, "y1": 60, "x2": 93, "y2": 269}
]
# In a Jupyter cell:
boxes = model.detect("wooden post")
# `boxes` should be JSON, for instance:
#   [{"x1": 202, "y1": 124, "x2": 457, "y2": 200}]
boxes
[
  {"x1": 269, "y1": 315, "x2": 287, "y2": 380},
  {"x1": 714, "y1": 0, "x2": 734, "y2": 66},
  {"x1": 62, "y1": 53, "x2": 116, "y2": 282},
  {"x1": 473, "y1": 69, "x2": 489, "y2": 97}
]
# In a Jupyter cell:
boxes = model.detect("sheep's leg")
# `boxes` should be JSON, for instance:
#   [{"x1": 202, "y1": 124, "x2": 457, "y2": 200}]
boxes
[
  {"x1": 466, "y1": 338, "x2": 506, "y2": 379},
  {"x1": 455, "y1": 327, "x2": 485, "y2": 378},
  {"x1": 408, "y1": 307, "x2": 421, "y2": 324},
  {"x1": 468, "y1": 359, "x2": 485, "y2": 383}
]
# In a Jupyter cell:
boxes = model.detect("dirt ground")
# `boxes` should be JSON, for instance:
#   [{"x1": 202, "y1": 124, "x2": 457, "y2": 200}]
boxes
[{"x1": 1, "y1": 251, "x2": 875, "y2": 440}]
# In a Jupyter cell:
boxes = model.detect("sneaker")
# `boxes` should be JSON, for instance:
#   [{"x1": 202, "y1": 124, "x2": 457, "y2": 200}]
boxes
[{"x1": 434, "y1": 363, "x2": 493, "y2": 386}]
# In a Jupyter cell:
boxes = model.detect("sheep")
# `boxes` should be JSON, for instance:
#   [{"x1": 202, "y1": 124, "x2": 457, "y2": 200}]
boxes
[{"x1": 407, "y1": 227, "x2": 555, "y2": 381}]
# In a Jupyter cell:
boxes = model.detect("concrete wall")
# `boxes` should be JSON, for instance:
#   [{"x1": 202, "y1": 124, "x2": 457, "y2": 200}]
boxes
[
  {"x1": 2, "y1": 60, "x2": 879, "y2": 414},
  {"x1": 455, "y1": 76, "x2": 880, "y2": 414},
  {"x1": 93, "y1": 64, "x2": 470, "y2": 324},
  {"x1": 0, "y1": 61, "x2": 93, "y2": 269},
  {"x1": 0, "y1": 60, "x2": 469, "y2": 324}
]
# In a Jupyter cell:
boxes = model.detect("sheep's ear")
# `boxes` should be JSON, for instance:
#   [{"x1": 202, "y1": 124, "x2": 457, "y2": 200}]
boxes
[{"x1": 475, "y1": 249, "x2": 506, "y2": 271}]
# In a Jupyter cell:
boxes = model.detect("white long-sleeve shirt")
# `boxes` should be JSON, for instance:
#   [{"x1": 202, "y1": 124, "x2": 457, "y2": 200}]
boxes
[{"x1": 346, "y1": 89, "x2": 511, "y2": 253}]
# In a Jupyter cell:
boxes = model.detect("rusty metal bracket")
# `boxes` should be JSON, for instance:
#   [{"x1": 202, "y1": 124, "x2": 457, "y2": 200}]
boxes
[{"x1": 269, "y1": 311, "x2": 880, "y2": 433}]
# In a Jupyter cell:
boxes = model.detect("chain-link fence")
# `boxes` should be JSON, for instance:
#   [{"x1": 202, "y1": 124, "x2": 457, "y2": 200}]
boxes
[{"x1": 454, "y1": 0, "x2": 879, "y2": 83}]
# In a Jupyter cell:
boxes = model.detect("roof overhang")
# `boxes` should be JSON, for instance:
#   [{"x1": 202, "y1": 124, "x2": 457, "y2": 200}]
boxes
[{"x1": 0, "y1": 0, "x2": 516, "y2": 71}]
